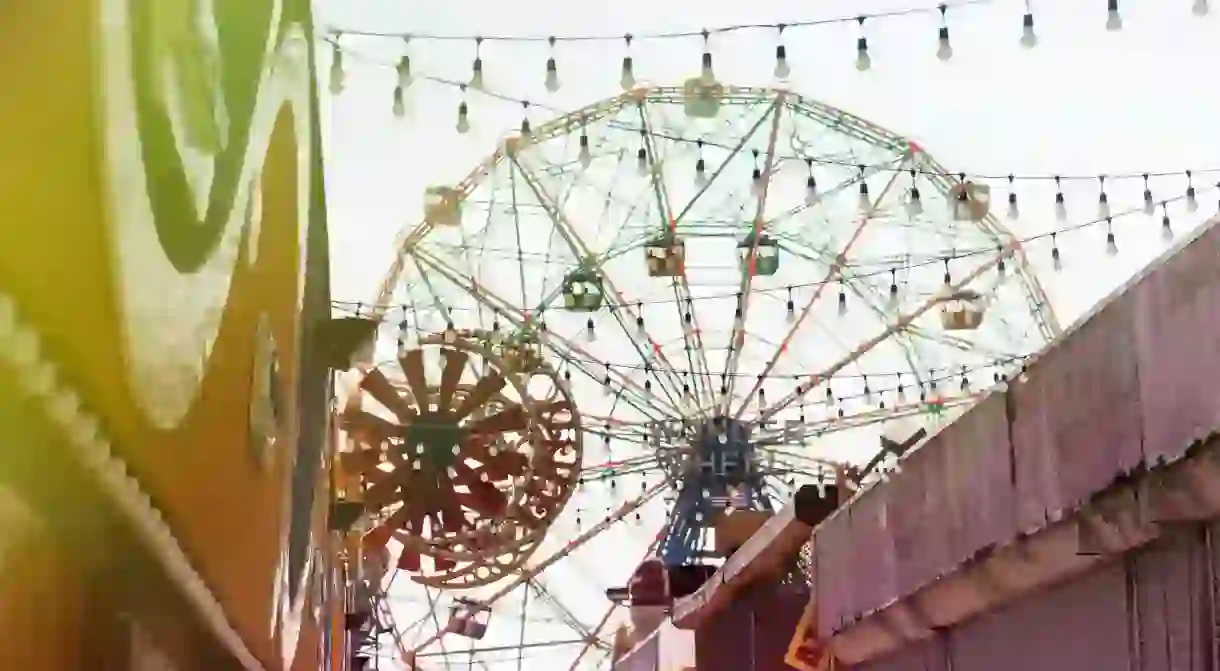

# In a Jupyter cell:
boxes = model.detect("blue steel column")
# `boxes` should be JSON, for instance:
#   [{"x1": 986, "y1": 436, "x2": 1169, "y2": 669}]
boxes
[{"x1": 659, "y1": 417, "x2": 773, "y2": 566}]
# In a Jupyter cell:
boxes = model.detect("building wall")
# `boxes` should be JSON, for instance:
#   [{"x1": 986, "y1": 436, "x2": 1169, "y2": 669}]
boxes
[
  {"x1": 614, "y1": 618, "x2": 696, "y2": 671},
  {"x1": 855, "y1": 525, "x2": 1218, "y2": 671},
  {"x1": 0, "y1": 0, "x2": 334, "y2": 668},
  {"x1": 695, "y1": 582, "x2": 810, "y2": 671},
  {"x1": 808, "y1": 217, "x2": 1220, "y2": 642}
]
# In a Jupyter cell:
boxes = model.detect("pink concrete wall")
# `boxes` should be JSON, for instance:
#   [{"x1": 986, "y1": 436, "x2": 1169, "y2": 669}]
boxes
[
  {"x1": 852, "y1": 526, "x2": 1218, "y2": 671},
  {"x1": 616, "y1": 632, "x2": 658, "y2": 671},
  {"x1": 694, "y1": 583, "x2": 808, "y2": 671},
  {"x1": 811, "y1": 219, "x2": 1220, "y2": 636}
]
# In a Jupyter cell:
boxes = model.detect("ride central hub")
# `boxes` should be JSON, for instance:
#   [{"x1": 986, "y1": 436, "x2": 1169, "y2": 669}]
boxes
[
  {"x1": 405, "y1": 415, "x2": 468, "y2": 471},
  {"x1": 692, "y1": 417, "x2": 756, "y2": 489}
]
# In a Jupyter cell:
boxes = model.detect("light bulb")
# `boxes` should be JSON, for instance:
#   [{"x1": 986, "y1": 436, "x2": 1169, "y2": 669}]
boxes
[
  {"x1": 858, "y1": 189, "x2": 871, "y2": 212},
  {"x1": 751, "y1": 173, "x2": 765, "y2": 199},
  {"x1": 700, "y1": 52, "x2": 715, "y2": 85},
  {"x1": 620, "y1": 56, "x2": 636, "y2": 90},
  {"x1": 855, "y1": 38, "x2": 871, "y2": 72},
  {"x1": 1006, "y1": 195, "x2": 1020, "y2": 220},
  {"x1": 804, "y1": 178, "x2": 818, "y2": 206},
  {"x1": 1194, "y1": 0, "x2": 1210, "y2": 16},
  {"x1": 545, "y1": 59, "x2": 560, "y2": 92},
  {"x1": 1020, "y1": 14, "x2": 1038, "y2": 48},
  {"x1": 397, "y1": 54, "x2": 412, "y2": 88},
  {"x1": 585, "y1": 318, "x2": 596, "y2": 342},
  {"x1": 1054, "y1": 198, "x2": 1067, "y2": 222},
  {"x1": 837, "y1": 292, "x2": 848, "y2": 316},
  {"x1": 774, "y1": 45, "x2": 791, "y2": 79},
  {"x1": 936, "y1": 27, "x2": 953, "y2": 61},
  {"x1": 1098, "y1": 194, "x2": 1110, "y2": 219},
  {"x1": 456, "y1": 102, "x2": 470, "y2": 134},
  {"x1": 392, "y1": 86, "x2": 406, "y2": 118},
  {"x1": 578, "y1": 136, "x2": 592, "y2": 168},
  {"x1": 1187, "y1": 187, "x2": 1199, "y2": 212},
  {"x1": 470, "y1": 58, "x2": 485, "y2": 90},
  {"x1": 906, "y1": 192, "x2": 923, "y2": 217},
  {"x1": 1143, "y1": 194, "x2": 1156, "y2": 216},
  {"x1": 695, "y1": 160, "x2": 708, "y2": 188},
  {"x1": 1162, "y1": 214, "x2": 1174, "y2": 241},
  {"x1": 1105, "y1": 232, "x2": 1119, "y2": 257},
  {"x1": 1106, "y1": 6, "x2": 1123, "y2": 31},
  {"x1": 636, "y1": 148, "x2": 649, "y2": 176},
  {"x1": 328, "y1": 47, "x2": 345, "y2": 95}
]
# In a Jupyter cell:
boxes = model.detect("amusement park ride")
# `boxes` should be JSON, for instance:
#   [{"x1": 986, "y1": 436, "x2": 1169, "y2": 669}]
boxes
[
  {"x1": 343, "y1": 68, "x2": 1059, "y2": 666},
  {"x1": 9, "y1": 0, "x2": 1146, "y2": 669}
]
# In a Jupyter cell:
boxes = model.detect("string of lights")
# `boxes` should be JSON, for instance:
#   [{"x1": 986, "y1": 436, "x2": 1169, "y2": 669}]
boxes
[
  {"x1": 583, "y1": 358, "x2": 1014, "y2": 406},
  {"x1": 329, "y1": 180, "x2": 1220, "y2": 317},
  {"x1": 328, "y1": 43, "x2": 1220, "y2": 187},
  {"x1": 322, "y1": 0, "x2": 1211, "y2": 72},
  {"x1": 548, "y1": 352, "x2": 1025, "y2": 383},
  {"x1": 325, "y1": 0, "x2": 996, "y2": 43}
]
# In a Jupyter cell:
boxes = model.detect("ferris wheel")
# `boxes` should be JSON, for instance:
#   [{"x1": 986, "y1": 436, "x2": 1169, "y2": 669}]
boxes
[{"x1": 345, "y1": 82, "x2": 1059, "y2": 669}]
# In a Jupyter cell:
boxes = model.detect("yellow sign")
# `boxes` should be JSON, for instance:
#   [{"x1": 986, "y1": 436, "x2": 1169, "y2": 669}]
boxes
[{"x1": 785, "y1": 597, "x2": 836, "y2": 671}]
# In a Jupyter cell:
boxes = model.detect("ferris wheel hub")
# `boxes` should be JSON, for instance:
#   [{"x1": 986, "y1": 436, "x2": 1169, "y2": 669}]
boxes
[{"x1": 404, "y1": 415, "x2": 468, "y2": 470}]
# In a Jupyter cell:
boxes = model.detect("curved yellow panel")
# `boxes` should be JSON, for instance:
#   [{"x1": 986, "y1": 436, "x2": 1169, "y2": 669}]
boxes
[{"x1": 0, "y1": 0, "x2": 332, "y2": 667}]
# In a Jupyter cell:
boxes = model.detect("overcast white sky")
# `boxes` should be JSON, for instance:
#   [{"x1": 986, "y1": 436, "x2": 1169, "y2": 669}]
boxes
[{"x1": 314, "y1": 1, "x2": 1219, "y2": 668}]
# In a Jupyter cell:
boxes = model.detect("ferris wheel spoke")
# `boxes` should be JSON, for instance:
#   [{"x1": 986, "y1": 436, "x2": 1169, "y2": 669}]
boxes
[
  {"x1": 564, "y1": 533, "x2": 665, "y2": 671},
  {"x1": 776, "y1": 237, "x2": 927, "y2": 385},
  {"x1": 732, "y1": 157, "x2": 911, "y2": 421},
  {"x1": 452, "y1": 369, "x2": 507, "y2": 421},
  {"x1": 405, "y1": 482, "x2": 668, "y2": 658},
  {"x1": 365, "y1": 475, "x2": 405, "y2": 510},
  {"x1": 437, "y1": 348, "x2": 470, "y2": 413},
  {"x1": 636, "y1": 99, "x2": 718, "y2": 418},
  {"x1": 905, "y1": 325, "x2": 1013, "y2": 368},
  {"x1": 671, "y1": 99, "x2": 779, "y2": 226},
  {"x1": 342, "y1": 408, "x2": 411, "y2": 443},
  {"x1": 398, "y1": 348, "x2": 432, "y2": 412},
  {"x1": 410, "y1": 246, "x2": 682, "y2": 421},
  {"x1": 371, "y1": 143, "x2": 511, "y2": 314},
  {"x1": 365, "y1": 506, "x2": 413, "y2": 550},
  {"x1": 468, "y1": 403, "x2": 528, "y2": 435},
  {"x1": 758, "y1": 246, "x2": 1012, "y2": 423},
  {"x1": 451, "y1": 484, "x2": 507, "y2": 518},
  {"x1": 361, "y1": 367, "x2": 419, "y2": 423},
  {"x1": 509, "y1": 154, "x2": 690, "y2": 409},
  {"x1": 720, "y1": 93, "x2": 787, "y2": 414},
  {"x1": 915, "y1": 153, "x2": 1061, "y2": 340}
]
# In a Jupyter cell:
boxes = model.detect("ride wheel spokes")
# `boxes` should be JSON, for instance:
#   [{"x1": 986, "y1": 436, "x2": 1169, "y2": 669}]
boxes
[{"x1": 340, "y1": 332, "x2": 583, "y2": 589}]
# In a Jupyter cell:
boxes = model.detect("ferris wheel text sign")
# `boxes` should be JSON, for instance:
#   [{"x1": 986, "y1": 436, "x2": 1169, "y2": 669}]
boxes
[{"x1": 645, "y1": 419, "x2": 817, "y2": 449}]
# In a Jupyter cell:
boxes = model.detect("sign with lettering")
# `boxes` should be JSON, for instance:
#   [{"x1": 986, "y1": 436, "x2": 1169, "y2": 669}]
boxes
[{"x1": 785, "y1": 598, "x2": 836, "y2": 671}]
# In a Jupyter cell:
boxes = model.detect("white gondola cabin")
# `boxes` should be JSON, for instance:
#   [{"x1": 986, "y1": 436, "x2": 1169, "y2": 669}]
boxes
[
  {"x1": 948, "y1": 180, "x2": 991, "y2": 222},
  {"x1": 498, "y1": 332, "x2": 545, "y2": 374},
  {"x1": 939, "y1": 289, "x2": 987, "y2": 330},
  {"x1": 682, "y1": 76, "x2": 723, "y2": 119},
  {"x1": 445, "y1": 599, "x2": 491, "y2": 639},
  {"x1": 644, "y1": 233, "x2": 685, "y2": 277},
  {"x1": 423, "y1": 185, "x2": 462, "y2": 227},
  {"x1": 561, "y1": 268, "x2": 605, "y2": 311},
  {"x1": 737, "y1": 231, "x2": 780, "y2": 276}
]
